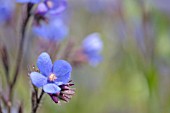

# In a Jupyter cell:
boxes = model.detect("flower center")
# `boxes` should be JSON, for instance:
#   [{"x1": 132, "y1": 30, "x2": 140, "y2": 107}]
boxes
[
  {"x1": 47, "y1": 0, "x2": 54, "y2": 9},
  {"x1": 49, "y1": 73, "x2": 57, "y2": 81}
]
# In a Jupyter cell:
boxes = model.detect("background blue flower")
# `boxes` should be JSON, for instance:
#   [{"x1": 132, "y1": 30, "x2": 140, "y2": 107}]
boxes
[
  {"x1": 0, "y1": 0, "x2": 15, "y2": 24},
  {"x1": 30, "y1": 52, "x2": 72, "y2": 94},
  {"x1": 33, "y1": 18, "x2": 69, "y2": 41},
  {"x1": 36, "y1": 0, "x2": 67, "y2": 15},
  {"x1": 82, "y1": 33, "x2": 103, "y2": 66},
  {"x1": 16, "y1": 0, "x2": 41, "y2": 3}
]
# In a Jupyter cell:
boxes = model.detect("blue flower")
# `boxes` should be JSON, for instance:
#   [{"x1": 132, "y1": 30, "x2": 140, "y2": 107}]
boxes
[
  {"x1": 0, "y1": 0, "x2": 15, "y2": 24},
  {"x1": 82, "y1": 33, "x2": 103, "y2": 66},
  {"x1": 36, "y1": 0, "x2": 67, "y2": 15},
  {"x1": 30, "y1": 52, "x2": 72, "y2": 94},
  {"x1": 33, "y1": 18, "x2": 69, "y2": 41},
  {"x1": 16, "y1": 0, "x2": 41, "y2": 3}
]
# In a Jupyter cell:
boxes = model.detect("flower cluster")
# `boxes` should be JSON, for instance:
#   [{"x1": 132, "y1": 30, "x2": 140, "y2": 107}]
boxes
[
  {"x1": 29, "y1": 52, "x2": 75, "y2": 103},
  {"x1": 33, "y1": 0, "x2": 68, "y2": 42},
  {"x1": 16, "y1": 0, "x2": 68, "y2": 42},
  {"x1": 0, "y1": 0, "x2": 104, "y2": 111},
  {"x1": 70, "y1": 32, "x2": 103, "y2": 67}
]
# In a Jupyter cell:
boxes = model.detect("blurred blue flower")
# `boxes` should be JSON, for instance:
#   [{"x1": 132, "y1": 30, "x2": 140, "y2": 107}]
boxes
[
  {"x1": 85, "y1": 0, "x2": 106, "y2": 13},
  {"x1": 36, "y1": 0, "x2": 67, "y2": 15},
  {"x1": 85, "y1": 0, "x2": 119, "y2": 14},
  {"x1": 82, "y1": 33, "x2": 103, "y2": 66},
  {"x1": 153, "y1": 0, "x2": 170, "y2": 14},
  {"x1": 16, "y1": 0, "x2": 41, "y2": 3},
  {"x1": 0, "y1": 0, "x2": 15, "y2": 24},
  {"x1": 33, "y1": 18, "x2": 69, "y2": 41},
  {"x1": 30, "y1": 52, "x2": 72, "y2": 94}
]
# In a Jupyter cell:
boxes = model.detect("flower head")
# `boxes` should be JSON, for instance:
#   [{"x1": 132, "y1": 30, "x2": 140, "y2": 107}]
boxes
[
  {"x1": 82, "y1": 33, "x2": 103, "y2": 66},
  {"x1": 33, "y1": 18, "x2": 69, "y2": 41},
  {"x1": 30, "y1": 52, "x2": 72, "y2": 94}
]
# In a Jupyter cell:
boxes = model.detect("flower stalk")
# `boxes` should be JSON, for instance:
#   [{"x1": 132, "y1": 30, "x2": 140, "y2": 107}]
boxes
[
  {"x1": 6, "y1": 3, "x2": 35, "y2": 113},
  {"x1": 32, "y1": 90, "x2": 44, "y2": 113}
]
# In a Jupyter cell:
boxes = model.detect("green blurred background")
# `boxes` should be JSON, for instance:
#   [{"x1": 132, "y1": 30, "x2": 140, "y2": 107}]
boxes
[{"x1": 1, "y1": 0, "x2": 170, "y2": 113}]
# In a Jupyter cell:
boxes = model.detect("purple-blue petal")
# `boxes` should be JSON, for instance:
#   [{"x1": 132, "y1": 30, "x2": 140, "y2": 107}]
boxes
[
  {"x1": 43, "y1": 83, "x2": 61, "y2": 93},
  {"x1": 36, "y1": 0, "x2": 67, "y2": 16},
  {"x1": 47, "y1": 0, "x2": 67, "y2": 15},
  {"x1": 16, "y1": 0, "x2": 41, "y2": 3},
  {"x1": 33, "y1": 18, "x2": 69, "y2": 41},
  {"x1": 30, "y1": 72, "x2": 47, "y2": 88},
  {"x1": 0, "y1": 0, "x2": 15, "y2": 24},
  {"x1": 83, "y1": 33, "x2": 103, "y2": 54},
  {"x1": 37, "y1": 52, "x2": 52, "y2": 76},
  {"x1": 55, "y1": 72, "x2": 71, "y2": 85},
  {"x1": 36, "y1": 3, "x2": 48, "y2": 14},
  {"x1": 52, "y1": 60, "x2": 72, "y2": 84},
  {"x1": 88, "y1": 54, "x2": 103, "y2": 66}
]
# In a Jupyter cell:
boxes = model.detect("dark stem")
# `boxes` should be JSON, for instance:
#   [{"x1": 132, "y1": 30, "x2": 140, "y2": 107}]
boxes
[
  {"x1": 7, "y1": 4, "x2": 34, "y2": 113},
  {"x1": 0, "y1": 101, "x2": 2, "y2": 113},
  {"x1": 18, "y1": 102, "x2": 23, "y2": 113},
  {"x1": 0, "y1": 46, "x2": 10, "y2": 84},
  {"x1": 33, "y1": 86, "x2": 38, "y2": 103},
  {"x1": 0, "y1": 93, "x2": 7, "y2": 107},
  {"x1": 10, "y1": 8, "x2": 31, "y2": 90},
  {"x1": 31, "y1": 85, "x2": 38, "y2": 111},
  {"x1": 32, "y1": 90, "x2": 44, "y2": 113}
]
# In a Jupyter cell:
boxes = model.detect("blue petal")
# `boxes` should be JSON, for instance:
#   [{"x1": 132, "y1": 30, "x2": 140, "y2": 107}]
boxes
[
  {"x1": 16, "y1": 0, "x2": 41, "y2": 3},
  {"x1": 43, "y1": 83, "x2": 61, "y2": 93},
  {"x1": 37, "y1": 52, "x2": 52, "y2": 76},
  {"x1": 52, "y1": 60, "x2": 72, "y2": 84},
  {"x1": 47, "y1": 0, "x2": 67, "y2": 14},
  {"x1": 0, "y1": 0, "x2": 15, "y2": 24},
  {"x1": 30, "y1": 72, "x2": 47, "y2": 88},
  {"x1": 88, "y1": 54, "x2": 103, "y2": 66},
  {"x1": 33, "y1": 18, "x2": 69, "y2": 41},
  {"x1": 36, "y1": 3, "x2": 48, "y2": 14},
  {"x1": 83, "y1": 33, "x2": 103, "y2": 54}
]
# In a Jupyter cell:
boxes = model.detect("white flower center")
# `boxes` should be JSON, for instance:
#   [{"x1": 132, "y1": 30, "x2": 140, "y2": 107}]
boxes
[{"x1": 49, "y1": 73, "x2": 57, "y2": 81}]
